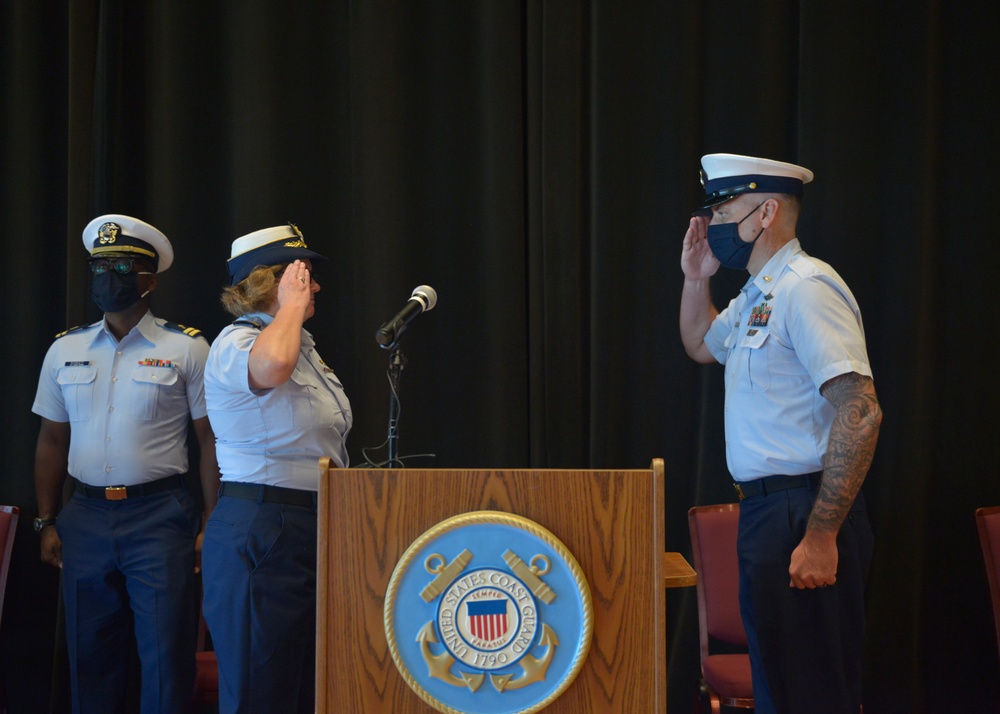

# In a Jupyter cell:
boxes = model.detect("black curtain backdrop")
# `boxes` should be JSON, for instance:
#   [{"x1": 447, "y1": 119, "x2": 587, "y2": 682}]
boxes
[{"x1": 2, "y1": 2, "x2": 999, "y2": 712}]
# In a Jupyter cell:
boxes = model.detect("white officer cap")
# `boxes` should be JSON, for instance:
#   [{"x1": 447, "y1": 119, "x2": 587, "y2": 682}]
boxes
[
  {"x1": 227, "y1": 223, "x2": 328, "y2": 285},
  {"x1": 695, "y1": 153, "x2": 814, "y2": 214},
  {"x1": 81, "y1": 214, "x2": 174, "y2": 273}
]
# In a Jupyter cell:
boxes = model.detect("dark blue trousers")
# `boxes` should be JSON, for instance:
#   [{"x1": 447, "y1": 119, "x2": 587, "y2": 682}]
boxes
[
  {"x1": 737, "y1": 485, "x2": 873, "y2": 714},
  {"x1": 58, "y1": 486, "x2": 199, "y2": 714},
  {"x1": 201, "y1": 494, "x2": 317, "y2": 714}
]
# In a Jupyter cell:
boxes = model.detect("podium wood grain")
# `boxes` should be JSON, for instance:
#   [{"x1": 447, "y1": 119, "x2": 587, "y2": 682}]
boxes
[{"x1": 317, "y1": 459, "x2": 666, "y2": 713}]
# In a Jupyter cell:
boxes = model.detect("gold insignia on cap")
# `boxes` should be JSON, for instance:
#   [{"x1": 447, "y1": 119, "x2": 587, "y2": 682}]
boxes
[
  {"x1": 699, "y1": 170, "x2": 707, "y2": 187},
  {"x1": 749, "y1": 182, "x2": 757, "y2": 189},
  {"x1": 98, "y1": 222, "x2": 121, "y2": 245},
  {"x1": 284, "y1": 222, "x2": 308, "y2": 248}
]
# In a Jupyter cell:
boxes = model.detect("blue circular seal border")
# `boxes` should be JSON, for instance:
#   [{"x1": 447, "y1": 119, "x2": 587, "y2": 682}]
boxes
[{"x1": 384, "y1": 511, "x2": 594, "y2": 714}]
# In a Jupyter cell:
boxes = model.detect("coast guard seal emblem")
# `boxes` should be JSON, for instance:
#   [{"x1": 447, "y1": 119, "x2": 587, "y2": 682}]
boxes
[{"x1": 384, "y1": 511, "x2": 593, "y2": 713}]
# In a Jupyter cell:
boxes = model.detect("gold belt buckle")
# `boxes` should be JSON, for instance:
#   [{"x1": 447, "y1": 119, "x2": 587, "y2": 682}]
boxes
[
  {"x1": 733, "y1": 482, "x2": 746, "y2": 501},
  {"x1": 105, "y1": 486, "x2": 128, "y2": 501}
]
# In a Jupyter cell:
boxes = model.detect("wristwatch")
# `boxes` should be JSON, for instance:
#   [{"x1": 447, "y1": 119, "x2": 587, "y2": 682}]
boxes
[{"x1": 33, "y1": 517, "x2": 57, "y2": 533}]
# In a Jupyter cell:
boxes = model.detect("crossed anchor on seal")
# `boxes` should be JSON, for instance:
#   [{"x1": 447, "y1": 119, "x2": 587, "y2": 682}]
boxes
[{"x1": 417, "y1": 548, "x2": 559, "y2": 693}]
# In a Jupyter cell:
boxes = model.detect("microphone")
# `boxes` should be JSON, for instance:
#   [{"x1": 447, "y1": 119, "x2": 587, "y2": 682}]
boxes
[{"x1": 375, "y1": 285, "x2": 437, "y2": 348}]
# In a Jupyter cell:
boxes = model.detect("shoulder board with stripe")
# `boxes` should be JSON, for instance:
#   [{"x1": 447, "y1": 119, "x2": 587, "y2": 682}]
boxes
[
  {"x1": 232, "y1": 317, "x2": 264, "y2": 330},
  {"x1": 54, "y1": 322, "x2": 100, "y2": 339},
  {"x1": 163, "y1": 322, "x2": 203, "y2": 338}
]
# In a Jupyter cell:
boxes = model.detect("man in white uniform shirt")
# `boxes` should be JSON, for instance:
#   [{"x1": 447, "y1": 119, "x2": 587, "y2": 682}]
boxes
[
  {"x1": 679, "y1": 154, "x2": 882, "y2": 714},
  {"x1": 32, "y1": 214, "x2": 220, "y2": 714}
]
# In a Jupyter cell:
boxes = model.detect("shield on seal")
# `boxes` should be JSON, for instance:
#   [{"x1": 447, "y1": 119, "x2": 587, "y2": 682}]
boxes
[{"x1": 466, "y1": 598, "x2": 508, "y2": 641}]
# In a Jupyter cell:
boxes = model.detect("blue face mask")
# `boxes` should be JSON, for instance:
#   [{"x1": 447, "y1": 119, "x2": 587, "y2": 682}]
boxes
[{"x1": 707, "y1": 200, "x2": 766, "y2": 270}]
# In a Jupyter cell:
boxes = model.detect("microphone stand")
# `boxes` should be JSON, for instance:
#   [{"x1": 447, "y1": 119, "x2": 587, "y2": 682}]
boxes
[{"x1": 385, "y1": 346, "x2": 405, "y2": 468}]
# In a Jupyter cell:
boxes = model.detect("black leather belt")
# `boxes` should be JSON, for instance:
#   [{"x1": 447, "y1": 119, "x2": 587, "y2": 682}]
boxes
[
  {"x1": 219, "y1": 481, "x2": 317, "y2": 509},
  {"x1": 733, "y1": 472, "x2": 822, "y2": 501},
  {"x1": 76, "y1": 474, "x2": 185, "y2": 501}
]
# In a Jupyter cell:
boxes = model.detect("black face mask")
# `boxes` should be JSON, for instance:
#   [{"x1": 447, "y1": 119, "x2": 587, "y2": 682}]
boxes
[
  {"x1": 90, "y1": 270, "x2": 151, "y2": 313},
  {"x1": 706, "y1": 200, "x2": 766, "y2": 270}
]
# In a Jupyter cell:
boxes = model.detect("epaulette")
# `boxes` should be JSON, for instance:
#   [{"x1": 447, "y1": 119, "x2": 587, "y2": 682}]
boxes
[
  {"x1": 233, "y1": 317, "x2": 264, "y2": 330},
  {"x1": 163, "y1": 322, "x2": 203, "y2": 338},
  {"x1": 54, "y1": 322, "x2": 100, "y2": 339}
]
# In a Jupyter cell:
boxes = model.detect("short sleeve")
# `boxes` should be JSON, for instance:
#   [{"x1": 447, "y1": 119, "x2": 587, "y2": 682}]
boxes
[
  {"x1": 209, "y1": 327, "x2": 259, "y2": 395},
  {"x1": 31, "y1": 342, "x2": 70, "y2": 422},
  {"x1": 784, "y1": 275, "x2": 872, "y2": 390},
  {"x1": 182, "y1": 335, "x2": 211, "y2": 420}
]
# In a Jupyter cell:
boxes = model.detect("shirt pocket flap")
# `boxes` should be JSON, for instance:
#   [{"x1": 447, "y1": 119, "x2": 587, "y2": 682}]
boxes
[
  {"x1": 131, "y1": 366, "x2": 180, "y2": 386},
  {"x1": 56, "y1": 366, "x2": 97, "y2": 385},
  {"x1": 739, "y1": 329, "x2": 770, "y2": 349},
  {"x1": 288, "y1": 370, "x2": 314, "y2": 389}
]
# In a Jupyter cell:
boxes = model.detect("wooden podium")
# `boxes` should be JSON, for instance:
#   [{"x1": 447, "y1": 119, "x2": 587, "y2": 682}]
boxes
[{"x1": 316, "y1": 458, "x2": 692, "y2": 713}]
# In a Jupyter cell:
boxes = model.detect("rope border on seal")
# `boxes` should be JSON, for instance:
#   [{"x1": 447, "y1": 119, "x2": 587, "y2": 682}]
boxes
[{"x1": 383, "y1": 510, "x2": 594, "y2": 714}]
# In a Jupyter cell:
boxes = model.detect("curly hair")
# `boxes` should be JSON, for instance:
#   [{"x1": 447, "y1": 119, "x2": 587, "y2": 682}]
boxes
[{"x1": 219, "y1": 263, "x2": 287, "y2": 317}]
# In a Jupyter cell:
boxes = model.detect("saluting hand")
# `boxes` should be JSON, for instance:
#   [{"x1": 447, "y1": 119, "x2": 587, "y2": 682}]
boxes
[
  {"x1": 680, "y1": 215, "x2": 720, "y2": 281},
  {"x1": 275, "y1": 260, "x2": 314, "y2": 316}
]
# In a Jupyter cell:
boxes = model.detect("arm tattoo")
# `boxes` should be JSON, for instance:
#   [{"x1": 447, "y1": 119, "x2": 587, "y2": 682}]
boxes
[{"x1": 811, "y1": 372, "x2": 882, "y2": 534}]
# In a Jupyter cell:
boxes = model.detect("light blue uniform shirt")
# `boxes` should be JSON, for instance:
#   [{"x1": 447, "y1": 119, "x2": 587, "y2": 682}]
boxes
[
  {"x1": 32, "y1": 311, "x2": 209, "y2": 486},
  {"x1": 204, "y1": 313, "x2": 352, "y2": 491},
  {"x1": 703, "y1": 239, "x2": 873, "y2": 482}
]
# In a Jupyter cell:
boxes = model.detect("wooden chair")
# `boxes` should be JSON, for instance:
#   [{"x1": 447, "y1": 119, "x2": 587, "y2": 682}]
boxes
[
  {"x1": 688, "y1": 503, "x2": 753, "y2": 713},
  {"x1": 0, "y1": 505, "x2": 19, "y2": 712},
  {"x1": 0, "y1": 505, "x2": 20, "y2": 627},
  {"x1": 192, "y1": 581, "x2": 219, "y2": 711},
  {"x1": 976, "y1": 506, "x2": 1000, "y2": 668}
]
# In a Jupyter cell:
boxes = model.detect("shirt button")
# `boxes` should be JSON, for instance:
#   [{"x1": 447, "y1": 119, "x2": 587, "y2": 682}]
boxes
[
  {"x1": 112, "y1": 377, "x2": 118, "y2": 383},
  {"x1": 108, "y1": 405, "x2": 115, "y2": 412},
  {"x1": 105, "y1": 465, "x2": 112, "y2": 473}
]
